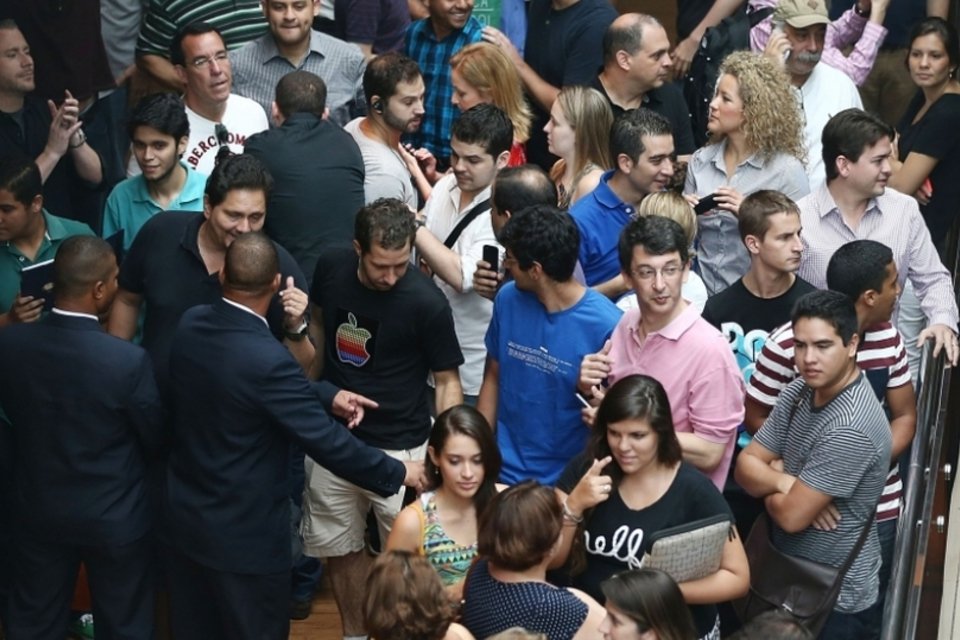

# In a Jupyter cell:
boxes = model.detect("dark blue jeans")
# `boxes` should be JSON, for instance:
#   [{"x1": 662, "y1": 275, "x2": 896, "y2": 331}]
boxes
[{"x1": 819, "y1": 598, "x2": 882, "y2": 640}]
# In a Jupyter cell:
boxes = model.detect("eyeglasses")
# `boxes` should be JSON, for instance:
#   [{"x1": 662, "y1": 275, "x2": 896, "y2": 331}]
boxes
[
  {"x1": 190, "y1": 51, "x2": 229, "y2": 69},
  {"x1": 215, "y1": 124, "x2": 230, "y2": 146},
  {"x1": 630, "y1": 264, "x2": 683, "y2": 280}
]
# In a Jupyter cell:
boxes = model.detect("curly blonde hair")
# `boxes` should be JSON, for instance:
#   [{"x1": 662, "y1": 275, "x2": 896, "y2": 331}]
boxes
[
  {"x1": 711, "y1": 51, "x2": 805, "y2": 163},
  {"x1": 451, "y1": 42, "x2": 533, "y2": 143}
]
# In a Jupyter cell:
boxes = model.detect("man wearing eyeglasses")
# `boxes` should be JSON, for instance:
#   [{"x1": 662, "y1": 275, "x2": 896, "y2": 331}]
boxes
[
  {"x1": 579, "y1": 215, "x2": 744, "y2": 491},
  {"x1": 569, "y1": 108, "x2": 675, "y2": 302},
  {"x1": 127, "y1": 23, "x2": 269, "y2": 177}
]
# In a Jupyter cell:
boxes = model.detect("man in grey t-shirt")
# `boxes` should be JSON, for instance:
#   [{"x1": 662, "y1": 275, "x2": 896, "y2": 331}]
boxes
[
  {"x1": 735, "y1": 290, "x2": 891, "y2": 639},
  {"x1": 344, "y1": 52, "x2": 425, "y2": 211}
]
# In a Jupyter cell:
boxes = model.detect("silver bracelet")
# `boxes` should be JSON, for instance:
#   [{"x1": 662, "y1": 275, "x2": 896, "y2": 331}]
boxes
[{"x1": 562, "y1": 498, "x2": 583, "y2": 524}]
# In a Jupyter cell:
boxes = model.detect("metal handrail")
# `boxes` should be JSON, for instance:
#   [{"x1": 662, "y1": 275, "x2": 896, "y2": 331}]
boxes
[{"x1": 881, "y1": 343, "x2": 951, "y2": 640}]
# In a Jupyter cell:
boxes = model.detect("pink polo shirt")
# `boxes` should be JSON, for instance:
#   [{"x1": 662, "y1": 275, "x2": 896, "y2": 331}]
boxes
[{"x1": 608, "y1": 303, "x2": 744, "y2": 490}]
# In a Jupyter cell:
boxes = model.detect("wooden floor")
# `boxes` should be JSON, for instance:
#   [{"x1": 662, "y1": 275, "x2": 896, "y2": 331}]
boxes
[{"x1": 288, "y1": 570, "x2": 343, "y2": 640}]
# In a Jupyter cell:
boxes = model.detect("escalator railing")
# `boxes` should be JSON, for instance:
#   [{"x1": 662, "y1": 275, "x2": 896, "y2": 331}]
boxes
[{"x1": 881, "y1": 342, "x2": 951, "y2": 640}]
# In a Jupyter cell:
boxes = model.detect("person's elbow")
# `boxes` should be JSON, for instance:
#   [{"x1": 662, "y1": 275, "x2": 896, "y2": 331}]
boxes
[{"x1": 767, "y1": 501, "x2": 812, "y2": 533}]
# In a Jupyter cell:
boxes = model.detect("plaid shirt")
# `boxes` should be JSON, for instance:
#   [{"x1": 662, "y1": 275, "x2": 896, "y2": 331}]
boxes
[{"x1": 404, "y1": 17, "x2": 483, "y2": 159}]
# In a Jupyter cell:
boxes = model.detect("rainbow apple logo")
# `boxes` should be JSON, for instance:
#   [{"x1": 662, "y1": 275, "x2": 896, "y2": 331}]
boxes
[{"x1": 336, "y1": 312, "x2": 372, "y2": 367}]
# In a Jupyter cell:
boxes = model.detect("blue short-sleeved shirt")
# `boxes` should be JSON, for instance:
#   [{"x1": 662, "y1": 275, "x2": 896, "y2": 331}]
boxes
[
  {"x1": 485, "y1": 283, "x2": 622, "y2": 484},
  {"x1": 569, "y1": 170, "x2": 635, "y2": 288}
]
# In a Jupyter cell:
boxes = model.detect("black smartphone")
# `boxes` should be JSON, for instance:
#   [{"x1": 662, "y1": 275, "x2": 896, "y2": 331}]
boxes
[
  {"x1": 694, "y1": 194, "x2": 720, "y2": 215},
  {"x1": 482, "y1": 244, "x2": 499, "y2": 271}
]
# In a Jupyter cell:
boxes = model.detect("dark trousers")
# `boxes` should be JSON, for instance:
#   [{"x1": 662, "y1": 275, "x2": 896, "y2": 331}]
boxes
[
  {"x1": 818, "y1": 598, "x2": 882, "y2": 640},
  {"x1": 164, "y1": 545, "x2": 289, "y2": 640},
  {"x1": 6, "y1": 532, "x2": 155, "y2": 640}
]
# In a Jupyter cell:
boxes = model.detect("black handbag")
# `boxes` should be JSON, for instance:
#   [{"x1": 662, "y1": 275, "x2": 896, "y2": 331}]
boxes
[
  {"x1": 733, "y1": 512, "x2": 872, "y2": 635},
  {"x1": 733, "y1": 391, "x2": 874, "y2": 635}
]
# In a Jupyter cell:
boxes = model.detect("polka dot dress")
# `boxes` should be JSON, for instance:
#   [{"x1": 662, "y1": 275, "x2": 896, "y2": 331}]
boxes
[{"x1": 461, "y1": 559, "x2": 588, "y2": 639}]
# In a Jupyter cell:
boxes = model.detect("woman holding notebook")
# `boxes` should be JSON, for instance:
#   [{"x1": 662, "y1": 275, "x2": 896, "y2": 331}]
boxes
[{"x1": 555, "y1": 375, "x2": 749, "y2": 640}]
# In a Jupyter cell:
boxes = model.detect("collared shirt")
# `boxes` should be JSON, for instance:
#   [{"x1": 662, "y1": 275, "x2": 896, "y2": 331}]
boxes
[
  {"x1": 684, "y1": 140, "x2": 809, "y2": 296},
  {"x1": 118, "y1": 211, "x2": 307, "y2": 387},
  {"x1": 607, "y1": 303, "x2": 745, "y2": 491},
  {"x1": 221, "y1": 296, "x2": 269, "y2": 327},
  {"x1": 569, "y1": 170, "x2": 636, "y2": 288},
  {"x1": 797, "y1": 184, "x2": 959, "y2": 329},
  {"x1": 137, "y1": 0, "x2": 267, "y2": 57},
  {"x1": 404, "y1": 16, "x2": 484, "y2": 159},
  {"x1": 102, "y1": 162, "x2": 207, "y2": 250},
  {"x1": 421, "y1": 173, "x2": 497, "y2": 395},
  {"x1": 750, "y1": 0, "x2": 887, "y2": 86},
  {"x1": 230, "y1": 30, "x2": 367, "y2": 127},
  {"x1": 0, "y1": 211, "x2": 95, "y2": 313},
  {"x1": 51, "y1": 308, "x2": 100, "y2": 323}
]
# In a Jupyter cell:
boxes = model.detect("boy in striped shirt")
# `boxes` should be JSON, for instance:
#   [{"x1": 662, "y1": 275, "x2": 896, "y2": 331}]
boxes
[{"x1": 745, "y1": 238, "x2": 915, "y2": 621}]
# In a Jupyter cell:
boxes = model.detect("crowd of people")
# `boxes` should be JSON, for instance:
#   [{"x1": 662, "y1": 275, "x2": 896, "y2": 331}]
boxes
[{"x1": 0, "y1": 0, "x2": 958, "y2": 639}]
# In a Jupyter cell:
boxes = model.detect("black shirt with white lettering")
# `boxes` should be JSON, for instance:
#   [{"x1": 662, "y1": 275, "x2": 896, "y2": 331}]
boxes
[{"x1": 558, "y1": 456, "x2": 732, "y2": 637}]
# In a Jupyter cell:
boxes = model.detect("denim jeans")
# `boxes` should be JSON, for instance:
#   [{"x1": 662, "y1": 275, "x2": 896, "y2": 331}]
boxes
[{"x1": 819, "y1": 598, "x2": 882, "y2": 640}]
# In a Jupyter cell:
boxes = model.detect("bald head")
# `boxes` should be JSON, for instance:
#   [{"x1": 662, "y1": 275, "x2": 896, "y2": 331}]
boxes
[
  {"x1": 222, "y1": 232, "x2": 280, "y2": 297},
  {"x1": 603, "y1": 13, "x2": 663, "y2": 66},
  {"x1": 492, "y1": 165, "x2": 557, "y2": 216},
  {"x1": 53, "y1": 236, "x2": 118, "y2": 303}
]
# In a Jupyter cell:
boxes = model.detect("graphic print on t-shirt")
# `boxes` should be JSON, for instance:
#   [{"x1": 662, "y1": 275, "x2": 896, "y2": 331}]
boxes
[
  {"x1": 335, "y1": 309, "x2": 379, "y2": 367},
  {"x1": 719, "y1": 321, "x2": 769, "y2": 383}
]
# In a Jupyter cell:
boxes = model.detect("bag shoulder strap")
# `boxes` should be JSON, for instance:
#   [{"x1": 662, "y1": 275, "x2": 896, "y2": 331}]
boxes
[
  {"x1": 748, "y1": 7, "x2": 775, "y2": 28},
  {"x1": 786, "y1": 385, "x2": 875, "y2": 579},
  {"x1": 443, "y1": 198, "x2": 491, "y2": 249}
]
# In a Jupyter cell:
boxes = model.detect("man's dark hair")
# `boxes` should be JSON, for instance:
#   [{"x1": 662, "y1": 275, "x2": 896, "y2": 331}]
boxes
[
  {"x1": 791, "y1": 290, "x2": 859, "y2": 346},
  {"x1": 727, "y1": 611, "x2": 813, "y2": 640},
  {"x1": 738, "y1": 190, "x2": 800, "y2": 242},
  {"x1": 602, "y1": 14, "x2": 662, "y2": 65},
  {"x1": 0, "y1": 18, "x2": 19, "y2": 31},
  {"x1": 499, "y1": 205, "x2": 579, "y2": 282},
  {"x1": 617, "y1": 215, "x2": 688, "y2": 270},
  {"x1": 451, "y1": 104, "x2": 513, "y2": 158},
  {"x1": 492, "y1": 165, "x2": 557, "y2": 216},
  {"x1": 127, "y1": 92, "x2": 190, "y2": 141},
  {"x1": 223, "y1": 232, "x2": 279, "y2": 296},
  {"x1": 204, "y1": 154, "x2": 273, "y2": 208},
  {"x1": 53, "y1": 236, "x2": 116, "y2": 301},
  {"x1": 821, "y1": 108, "x2": 895, "y2": 182},
  {"x1": 610, "y1": 108, "x2": 672, "y2": 165},
  {"x1": 276, "y1": 71, "x2": 327, "y2": 119},
  {"x1": 0, "y1": 156, "x2": 42, "y2": 206},
  {"x1": 354, "y1": 198, "x2": 417, "y2": 253},
  {"x1": 363, "y1": 52, "x2": 421, "y2": 104},
  {"x1": 826, "y1": 239, "x2": 894, "y2": 302},
  {"x1": 170, "y1": 22, "x2": 224, "y2": 66}
]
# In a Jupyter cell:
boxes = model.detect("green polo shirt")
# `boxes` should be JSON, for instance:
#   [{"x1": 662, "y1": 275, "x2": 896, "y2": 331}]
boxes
[{"x1": 0, "y1": 210, "x2": 95, "y2": 313}]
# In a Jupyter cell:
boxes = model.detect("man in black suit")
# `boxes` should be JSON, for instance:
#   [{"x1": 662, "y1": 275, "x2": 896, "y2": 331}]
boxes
[
  {"x1": 162, "y1": 231, "x2": 424, "y2": 639},
  {"x1": 0, "y1": 235, "x2": 163, "y2": 640}
]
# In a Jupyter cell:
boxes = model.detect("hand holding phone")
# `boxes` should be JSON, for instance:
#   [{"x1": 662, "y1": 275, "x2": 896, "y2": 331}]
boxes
[
  {"x1": 694, "y1": 193, "x2": 720, "y2": 215},
  {"x1": 482, "y1": 244, "x2": 499, "y2": 272}
]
